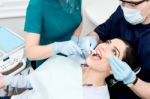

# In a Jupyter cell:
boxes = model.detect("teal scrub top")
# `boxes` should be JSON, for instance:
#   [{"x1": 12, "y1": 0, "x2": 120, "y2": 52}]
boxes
[{"x1": 24, "y1": 0, "x2": 82, "y2": 68}]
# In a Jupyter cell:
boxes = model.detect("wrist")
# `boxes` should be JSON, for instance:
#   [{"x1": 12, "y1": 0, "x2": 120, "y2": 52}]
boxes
[
  {"x1": 127, "y1": 76, "x2": 138, "y2": 87},
  {"x1": 51, "y1": 42, "x2": 61, "y2": 54},
  {"x1": 71, "y1": 35, "x2": 79, "y2": 44},
  {"x1": 123, "y1": 71, "x2": 136, "y2": 84},
  {"x1": 88, "y1": 35, "x2": 97, "y2": 41}
]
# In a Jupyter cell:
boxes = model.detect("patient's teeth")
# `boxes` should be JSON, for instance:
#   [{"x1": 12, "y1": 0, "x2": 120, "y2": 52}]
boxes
[{"x1": 91, "y1": 50, "x2": 96, "y2": 54}]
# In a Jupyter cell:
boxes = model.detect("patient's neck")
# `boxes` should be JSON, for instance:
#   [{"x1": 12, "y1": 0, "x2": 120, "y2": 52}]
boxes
[
  {"x1": 144, "y1": 13, "x2": 150, "y2": 24},
  {"x1": 82, "y1": 67, "x2": 106, "y2": 87}
]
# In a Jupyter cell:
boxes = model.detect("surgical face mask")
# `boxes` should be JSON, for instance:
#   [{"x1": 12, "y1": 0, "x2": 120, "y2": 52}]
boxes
[{"x1": 121, "y1": 6, "x2": 146, "y2": 25}]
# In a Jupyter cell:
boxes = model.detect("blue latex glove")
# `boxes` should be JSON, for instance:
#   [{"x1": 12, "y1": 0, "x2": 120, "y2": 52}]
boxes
[
  {"x1": 109, "y1": 56, "x2": 136, "y2": 84},
  {"x1": 71, "y1": 35, "x2": 79, "y2": 44},
  {"x1": 51, "y1": 41, "x2": 82, "y2": 56},
  {"x1": 78, "y1": 36, "x2": 98, "y2": 55}
]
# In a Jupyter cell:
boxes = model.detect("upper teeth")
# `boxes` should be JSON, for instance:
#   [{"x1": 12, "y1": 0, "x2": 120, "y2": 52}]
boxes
[
  {"x1": 91, "y1": 50, "x2": 96, "y2": 54},
  {"x1": 92, "y1": 50, "x2": 102, "y2": 58}
]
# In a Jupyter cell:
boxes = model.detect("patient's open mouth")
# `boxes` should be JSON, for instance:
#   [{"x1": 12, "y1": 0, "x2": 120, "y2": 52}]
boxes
[{"x1": 92, "y1": 50, "x2": 102, "y2": 60}]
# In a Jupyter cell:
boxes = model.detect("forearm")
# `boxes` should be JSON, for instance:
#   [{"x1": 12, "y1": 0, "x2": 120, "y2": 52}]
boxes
[
  {"x1": 25, "y1": 33, "x2": 55, "y2": 60},
  {"x1": 130, "y1": 78, "x2": 150, "y2": 99},
  {"x1": 25, "y1": 44, "x2": 54, "y2": 60},
  {"x1": 4, "y1": 75, "x2": 32, "y2": 88},
  {"x1": 73, "y1": 22, "x2": 82, "y2": 37}
]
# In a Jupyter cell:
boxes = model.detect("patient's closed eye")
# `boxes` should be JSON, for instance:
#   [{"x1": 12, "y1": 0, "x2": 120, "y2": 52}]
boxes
[
  {"x1": 112, "y1": 49, "x2": 117, "y2": 56},
  {"x1": 104, "y1": 40, "x2": 119, "y2": 57}
]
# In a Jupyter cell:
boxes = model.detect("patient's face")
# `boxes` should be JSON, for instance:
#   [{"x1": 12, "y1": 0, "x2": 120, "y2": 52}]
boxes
[{"x1": 86, "y1": 38, "x2": 128, "y2": 73}]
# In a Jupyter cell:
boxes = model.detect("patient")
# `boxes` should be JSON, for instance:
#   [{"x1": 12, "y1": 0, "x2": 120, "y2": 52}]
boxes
[{"x1": 0, "y1": 38, "x2": 139, "y2": 99}]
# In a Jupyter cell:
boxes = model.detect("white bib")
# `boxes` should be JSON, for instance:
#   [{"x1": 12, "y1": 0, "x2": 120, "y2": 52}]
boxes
[{"x1": 28, "y1": 55, "x2": 83, "y2": 99}]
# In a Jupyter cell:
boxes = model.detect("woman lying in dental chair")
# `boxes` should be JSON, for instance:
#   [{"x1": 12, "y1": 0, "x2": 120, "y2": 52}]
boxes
[{"x1": 0, "y1": 38, "x2": 139, "y2": 99}]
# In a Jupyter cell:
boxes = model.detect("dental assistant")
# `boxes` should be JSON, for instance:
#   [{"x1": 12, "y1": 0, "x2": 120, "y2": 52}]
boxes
[
  {"x1": 79, "y1": 0, "x2": 150, "y2": 99},
  {"x1": 24, "y1": 0, "x2": 82, "y2": 68}
]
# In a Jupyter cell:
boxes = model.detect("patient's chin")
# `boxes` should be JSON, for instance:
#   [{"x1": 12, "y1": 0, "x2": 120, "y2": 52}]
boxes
[
  {"x1": 86, "y1": 57, "x2": 101, "y2": 68},
  {"x1": 85, "y1": 57, "x2": 94, "y2": 66}
]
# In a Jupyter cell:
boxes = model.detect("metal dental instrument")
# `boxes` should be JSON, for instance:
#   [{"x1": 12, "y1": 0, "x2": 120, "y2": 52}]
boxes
[
  {"x1": 80, "y1": 49, "x2": 87, "y2": 60},
  {"x1": 80, "y1": 49, "x2": 96, "y2": 59},
  {"x1": 77, "y1": 36, "x2": 96, "y2": 59}
]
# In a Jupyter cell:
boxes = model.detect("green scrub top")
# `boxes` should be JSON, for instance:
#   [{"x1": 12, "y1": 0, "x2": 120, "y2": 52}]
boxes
[{"x1": 24, "y1": 0, "x2": 82, "y2": 68}]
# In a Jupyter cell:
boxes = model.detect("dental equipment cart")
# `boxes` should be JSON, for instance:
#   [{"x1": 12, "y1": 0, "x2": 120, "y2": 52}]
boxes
[{"x1": 0, "y1": 27, "x2": 26, "y2": 75}]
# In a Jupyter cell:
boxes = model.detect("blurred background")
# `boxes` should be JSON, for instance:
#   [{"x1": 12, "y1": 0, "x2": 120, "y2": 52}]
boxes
[
  {"x1": 0, "y1": 0, "x2": 120, "y2": 37},
  {"x1": 0, "y1": 0, "x2": 29, "y2": 37}
]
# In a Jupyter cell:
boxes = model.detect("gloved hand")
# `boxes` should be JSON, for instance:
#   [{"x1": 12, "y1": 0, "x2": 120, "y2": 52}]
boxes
[
  {"x1": 78, "y1": 36, "x2": 98, "y2": 54},
  {"x1": 51, "y1": 40, "x2": 82, "y2": 56},
  {"x1": 109, "y1": 56, "x2": 136, "y2": 84},
  {"x1": 71, "y1": 35, "x2": 79, "y2": 44}
]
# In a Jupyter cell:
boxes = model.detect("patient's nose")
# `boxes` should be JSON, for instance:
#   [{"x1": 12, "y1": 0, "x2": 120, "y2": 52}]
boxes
[{"x1": 102, "y1": 44, "x2": 110, "y2": 51}]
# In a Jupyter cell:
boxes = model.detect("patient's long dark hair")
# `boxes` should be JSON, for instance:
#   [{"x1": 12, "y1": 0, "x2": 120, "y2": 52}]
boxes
[
  {"x1": 118, "y1": 38, "x2": 140, "y2": 71},
  {"x1": 105, "y1": 38, "x2": 140, "y2": 87}
]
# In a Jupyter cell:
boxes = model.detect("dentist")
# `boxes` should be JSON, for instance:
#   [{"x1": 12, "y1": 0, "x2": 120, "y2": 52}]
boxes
[
  {"x1": 24, "y1": 0, "x2": 82, "y2": 68},
  {"x1": 79, "y1": 0, "x2": 150, "y2": 99}
]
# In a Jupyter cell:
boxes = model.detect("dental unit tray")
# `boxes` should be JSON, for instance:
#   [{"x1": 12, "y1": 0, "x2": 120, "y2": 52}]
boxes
[{"x1": 0, "y1": 27, "x2": 26, "y2": 75}]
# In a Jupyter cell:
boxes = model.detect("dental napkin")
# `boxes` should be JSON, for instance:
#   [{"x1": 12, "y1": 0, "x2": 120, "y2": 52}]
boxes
[{"x1": 28, "y1": 55, "x2": 83, "y2": 99}]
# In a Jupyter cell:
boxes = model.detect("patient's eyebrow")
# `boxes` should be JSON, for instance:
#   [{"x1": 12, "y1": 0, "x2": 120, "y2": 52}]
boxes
[{"x1": 108, "y1": 40, "x2": 120, "y2": 57}]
